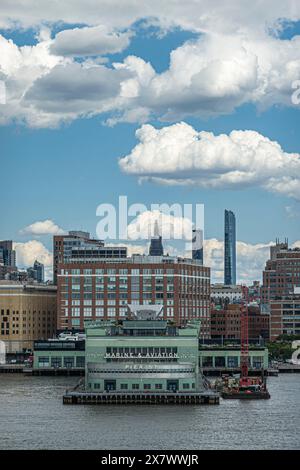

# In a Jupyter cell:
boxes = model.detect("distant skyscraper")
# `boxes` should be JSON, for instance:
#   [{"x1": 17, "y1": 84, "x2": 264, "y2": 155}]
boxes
[
  {"x1": 0, "y1": 240, "x2": 16, "y2": 268},
  {"x1": 34, "y1": 260, "x2": 44, "y2": 283},
  {"x1": 0, "y1": 241, "x2": 16, "y2": 279},
  {"x1": 224, "y1": 210, "x2": 236, "y2": 285},
  {"x1": 192, "y1": 229, "x2": 203, "y2": 264},
  {"x1": 149, "y1": 221, "x2": 164, "y2": 256}
]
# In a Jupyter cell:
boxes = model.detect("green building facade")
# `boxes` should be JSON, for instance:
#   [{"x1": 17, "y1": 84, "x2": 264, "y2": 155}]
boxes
[
  {"x1": 85, "y1": 305, "x2": 202, "y2": 393},
  {"x1": 199, "y1": 346, "x2": 268, "y2": 369},
  {"x1": 33, "y1": 339, "x2": 85, "y2": 369}
]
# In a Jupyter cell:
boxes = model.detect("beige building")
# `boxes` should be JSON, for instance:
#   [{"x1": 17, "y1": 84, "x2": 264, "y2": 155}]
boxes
[{"x1": 0, "y1": 281, "x2": 57, "y2": 354}]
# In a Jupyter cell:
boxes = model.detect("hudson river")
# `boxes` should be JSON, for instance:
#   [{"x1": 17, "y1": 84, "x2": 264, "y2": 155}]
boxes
[{"x1": 1, "y1": 374, "x2": 299, "y2": 449}]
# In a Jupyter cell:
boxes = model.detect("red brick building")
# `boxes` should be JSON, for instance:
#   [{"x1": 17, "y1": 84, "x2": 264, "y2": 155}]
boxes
[
  {"x1": 211, "y1": 303, "x2": 269, "y2": 341},
  {"x1": 211, "y1": 304, "x2": 241, "y2": 339},
  {"x1": 269, "y1": 292, "x2": 300, "y2": 340},
  {"x1": 261, "y1": 240, "x2": 300, "y2": 304},
  {"x1": 57, "y1": 254, "x2": 211, "y2": 338}
]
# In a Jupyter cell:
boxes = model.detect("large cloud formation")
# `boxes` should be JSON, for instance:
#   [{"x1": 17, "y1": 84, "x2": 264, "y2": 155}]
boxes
[
  {"x1": 0, "y1": 1, "x2": 299, "y2": 34},
  {"x1": 0, "y1": 1, "x2": 300, "y2": 127},
  {"x1": 119, "y1": 122, "x2": 300, "y2": 199}
]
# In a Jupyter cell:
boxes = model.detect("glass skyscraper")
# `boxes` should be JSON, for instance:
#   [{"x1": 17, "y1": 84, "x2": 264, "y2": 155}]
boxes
[{"x1": 224, "y1": 210, "x2": 236, "y2": 285}]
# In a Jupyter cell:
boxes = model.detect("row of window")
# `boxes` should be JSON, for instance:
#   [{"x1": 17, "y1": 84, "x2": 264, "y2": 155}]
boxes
[
  {"x1": 92, "y1": 382, "x2": 195, "y2": 390},
  {"x1": 38, "y1": 356, "x2": 85, "y2": 368},
  {"x1": 62, "y1": 268, "x2": 208, "y2": 276}
]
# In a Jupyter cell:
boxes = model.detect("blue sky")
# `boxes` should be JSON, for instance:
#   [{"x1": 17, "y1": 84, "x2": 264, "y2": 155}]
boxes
[{"x1": 0, "y1": 2, "x2": 300, "y2": 282}]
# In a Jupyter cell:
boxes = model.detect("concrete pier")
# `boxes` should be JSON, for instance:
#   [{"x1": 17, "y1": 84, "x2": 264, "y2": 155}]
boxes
[{"x1": 63, "y1": 391, "x2": 220, "y2": 405}]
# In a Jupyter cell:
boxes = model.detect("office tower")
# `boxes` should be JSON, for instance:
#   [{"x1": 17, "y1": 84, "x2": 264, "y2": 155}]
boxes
[
  {"x1": 192, "y1": 229, "x2": 203, "y2": 264},
  {"x1": 57, "y1": 253, "x2": 211, "y2": 338},
  {"x1": 53, "y1": 231, "x2": 126, "y2": 284},
  {"x1": 149, "y1": 221, "x2": 164, "y2": 256},
  {"x1": 0, "y1": 241, "x2": 17, "y2": 280},
  {"x1": 34, "y1": 260, "x2": 44, "y2": 283},
  {"x1": 224, "y1": 210, "x2": 236, "y2": 285},
  {"x1": 0, "y1": 240, "x2": 16, "y2": 268},
  {"x1": 27, "y1": 266, "x2": 36, "y2": 280}
]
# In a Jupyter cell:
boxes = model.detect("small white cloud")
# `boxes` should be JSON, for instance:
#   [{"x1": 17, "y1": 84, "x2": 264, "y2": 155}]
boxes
[{"x1": 20, "y1": 219, "x2": 65, "y2": 236}]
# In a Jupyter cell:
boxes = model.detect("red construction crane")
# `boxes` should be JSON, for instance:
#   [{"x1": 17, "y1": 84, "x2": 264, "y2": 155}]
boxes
[{"x1": 240, "y1": 286, "x2": 249, "y2": 385}]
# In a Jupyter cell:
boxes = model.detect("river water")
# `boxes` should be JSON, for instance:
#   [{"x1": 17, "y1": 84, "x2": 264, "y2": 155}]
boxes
[{"x1": 0, "y1": 374, "x2": 299, "y2": 450}]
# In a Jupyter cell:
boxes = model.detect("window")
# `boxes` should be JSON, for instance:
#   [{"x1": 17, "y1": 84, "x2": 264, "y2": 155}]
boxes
[
  {"x1": 51, "y1": 357, "x2": 62, "y2": 368},
  {"x1": 183, "y1": 383, "x2": 190, "y2": 389},
  {"x1": 215, "y1": 356, "x2": 225, "y2": 367},
  {"x1": 76, "y1": 356, "x2": 85, "y2": 367},
  {"x1": 64, "y1": 357, "x2": 74, "y2": 368},
  {"x1": 120, "y1": 383, "x2": 128, "y2": 390},
  {"x1": 144, "y1": 384, "x2": 151, "y2": 390},
  {"x1": 202, "y1": 356, "x2": 213, "y2": 367},
  {"x1": 95, "y1": 308, "x2": 104, "y2": 317},
  {"x1": 83, "y1": 308, "x2": 92, "y2": 317},
  {"x1": 155, "y1": 384, "x2": 162, "y2": 389},
  {"x1": 72, "y1": 308, "x2": 80, "y2": 317},
  {"x1": 132, "y1": 384, "x2": 139, "y2": 390},
  {"x1": 108, "y1": 308, "x2": 116, "y2": 317},
  {"x1": 227, "y1": 356, "x2": 238, "y2": 368},
  {"x1": 94, "y1": 383, "x2": 100, "y2": 389},
  {"x1": 38, "y1": 356, "x2": 49, "y2": 367}
]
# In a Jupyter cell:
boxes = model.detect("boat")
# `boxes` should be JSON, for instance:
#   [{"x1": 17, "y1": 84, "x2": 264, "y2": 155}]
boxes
[{"x1": 221, "y1": 376, "x2": 270, "y2": 399}]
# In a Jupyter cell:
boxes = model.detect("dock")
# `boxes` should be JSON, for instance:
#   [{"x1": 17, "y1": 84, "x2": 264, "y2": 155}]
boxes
[
  {"x1": 24, "y1": 367, "x2": 85, "y2": 376},
  {"x1": 277, "y1": 364, "x2": 300, "y2": 373},
  {"x1": 0, "y1": 364, "x2": 24, "y2": 373},
  {"x1": 63, "y1": 390, "x2": 220, "y2": 405},
  {"x1": 202, "y1": 367, "x2": 274, "y2": 377}
]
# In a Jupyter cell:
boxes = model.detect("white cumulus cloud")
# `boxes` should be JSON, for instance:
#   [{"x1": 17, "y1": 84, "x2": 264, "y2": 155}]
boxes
[
  {"x1": 119, "y1": 122, "x2": 300, "y2": 199},
  {"x1": 126, "y1": 209, "x2": 194, "y2": 241},
  {"x1": 14, "y1": 240, "x2": 52, "y2": 268},
  {"x1": 1, "y1": 20, "x2": 300, "y2": 126},
  {"x1": 20, "y1": 219, "x2": 65, "y2": 236}
]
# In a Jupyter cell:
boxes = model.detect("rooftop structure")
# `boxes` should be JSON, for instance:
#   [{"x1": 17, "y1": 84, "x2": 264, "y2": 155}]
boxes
[{"x1": 53, "y1": 231, "x2": 126, "y2": 284}]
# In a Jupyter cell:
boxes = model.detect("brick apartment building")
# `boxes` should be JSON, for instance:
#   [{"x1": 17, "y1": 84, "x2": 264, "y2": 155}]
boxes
[
  {"x1": 211, "y1": 303, "x2": 269, "y2": 341},
  {"x1": 261, "y1": 240, "x2": 300, "y2": 303},
  {"x1": 55, "y1": 234, "x2": 211, "y2": 338},
  {"x1": 269, "y1": 290, "x2": 300, "y2": 340}
]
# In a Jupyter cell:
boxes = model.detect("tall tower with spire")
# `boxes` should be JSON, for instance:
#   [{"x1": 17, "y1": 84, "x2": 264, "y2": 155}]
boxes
[{"x1": 149, "y1": 220, "x2": 164, "y2": 256}]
